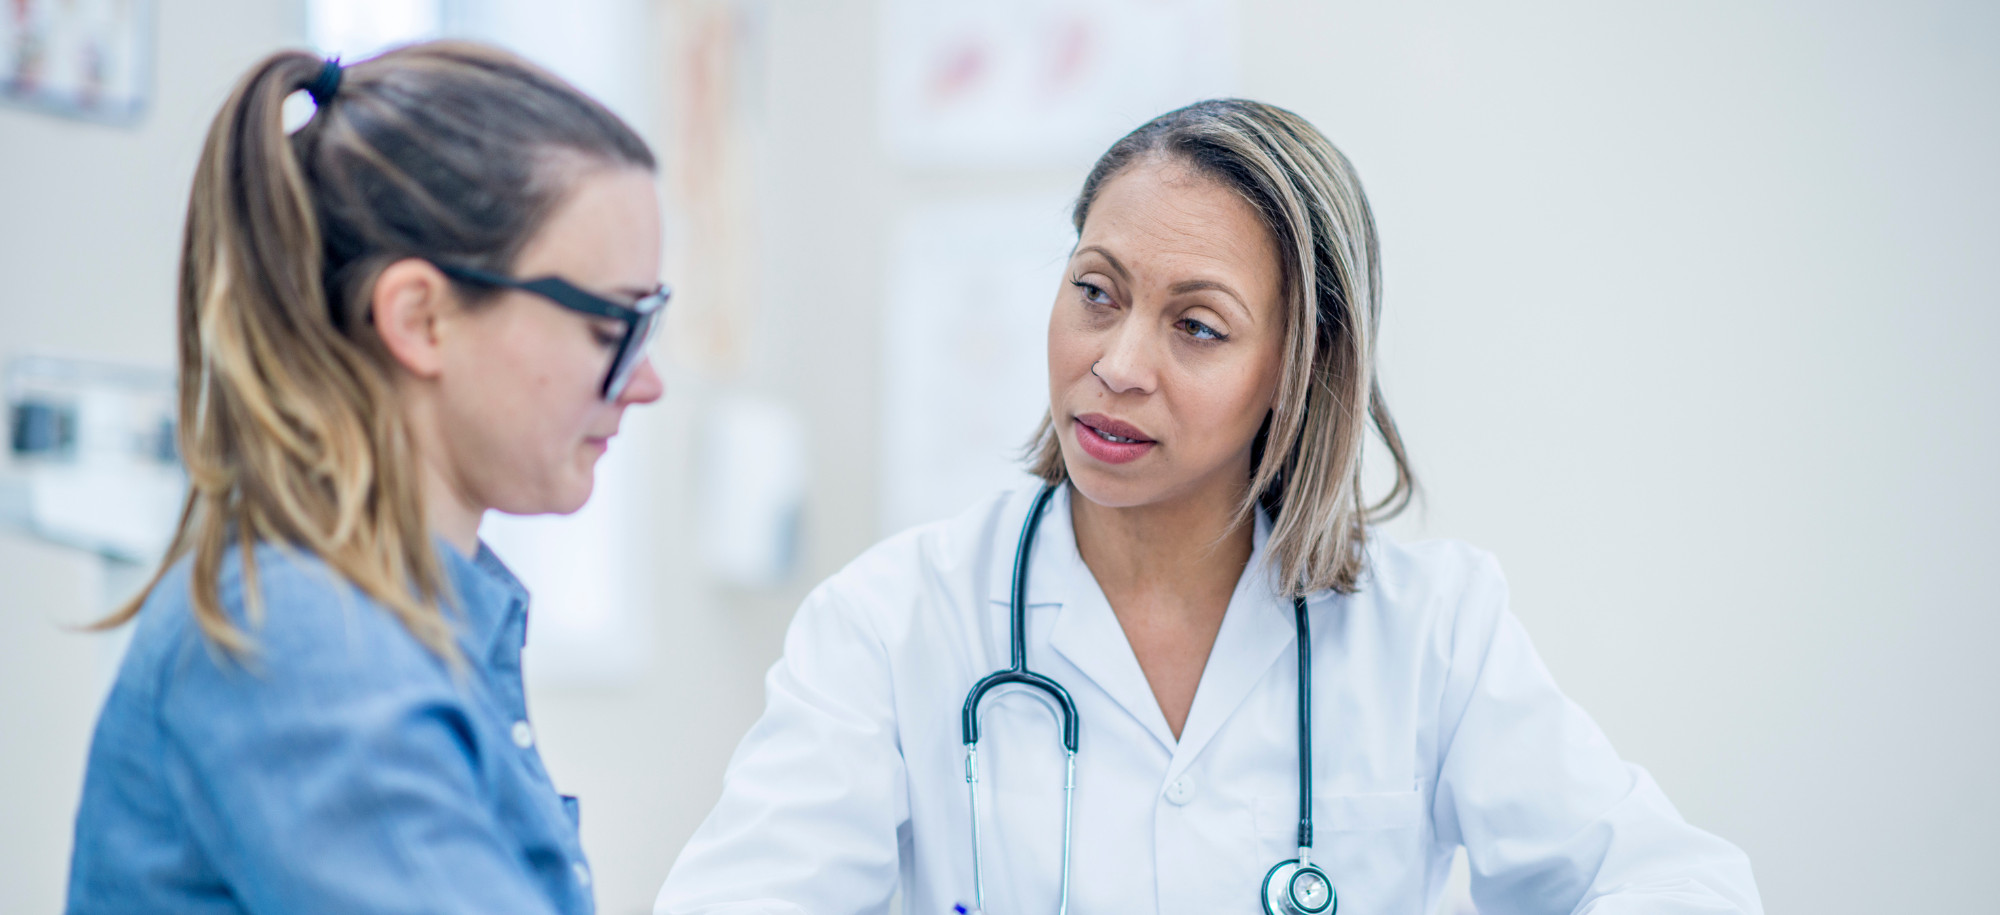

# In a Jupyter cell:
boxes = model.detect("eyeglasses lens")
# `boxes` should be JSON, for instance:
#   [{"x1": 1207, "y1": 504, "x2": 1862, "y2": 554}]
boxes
[{"x1": 602, "y1": 294, "x2": 667, "y2": 401}]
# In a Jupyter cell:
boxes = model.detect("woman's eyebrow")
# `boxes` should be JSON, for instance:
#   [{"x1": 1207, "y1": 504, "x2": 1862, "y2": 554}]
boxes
[
  {"x1": 1170, "y1": 278, "x2": 1241, "y2": 299},
  {"x1": 1072, "y1": 245, "x2": 1131, "y2": 282},
  {"x1": 1074, "y1": 246, "x2": 1256, "y2": 323},
  {"x1": 1170, "y1": 278, "x2": 1255, "y2": 323}
]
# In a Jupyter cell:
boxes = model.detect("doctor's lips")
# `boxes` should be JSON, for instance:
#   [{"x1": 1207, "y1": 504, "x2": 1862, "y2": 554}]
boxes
[{"x1": 1073, "y1": 413, "x2": 1155, "y2": 464}]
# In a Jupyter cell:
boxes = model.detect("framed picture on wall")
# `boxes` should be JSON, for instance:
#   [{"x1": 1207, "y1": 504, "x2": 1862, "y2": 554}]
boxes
[
  {"x1": 1, "y1": 0, "x2": 154, "y2": 125},
  {"x1": 877, "y1": 0, "x2": 1236, "y2": 168}
]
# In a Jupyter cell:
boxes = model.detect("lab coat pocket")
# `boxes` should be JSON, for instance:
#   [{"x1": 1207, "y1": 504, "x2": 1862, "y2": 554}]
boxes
[
  {"x1": 1257, "y1": 792, "x2": 1430, "y2": 910},
  {"x1": 1254, "y1": 790, "x2": 1424, "y2": 835}
]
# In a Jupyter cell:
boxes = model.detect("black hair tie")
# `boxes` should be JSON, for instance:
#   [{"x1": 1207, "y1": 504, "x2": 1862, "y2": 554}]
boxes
[{"x1": 306, "y1": 57, "x2": 342, "y2": 107}]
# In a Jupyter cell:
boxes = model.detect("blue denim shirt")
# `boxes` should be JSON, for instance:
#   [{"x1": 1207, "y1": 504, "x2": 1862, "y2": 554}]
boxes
[{"x1": 66, "y1": 540, "x2": 592, "y2": 915}]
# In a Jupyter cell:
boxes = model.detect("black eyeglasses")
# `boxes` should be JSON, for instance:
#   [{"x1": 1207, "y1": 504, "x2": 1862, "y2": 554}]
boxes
[{"x1": 431, "y1": 261, "x2": 670, "y2": 401}]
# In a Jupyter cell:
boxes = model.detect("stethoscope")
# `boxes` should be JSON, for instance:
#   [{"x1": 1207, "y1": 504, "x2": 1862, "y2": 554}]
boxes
[{"x1": 959, "y1": 483, "x2": 1337, "y2": 915}]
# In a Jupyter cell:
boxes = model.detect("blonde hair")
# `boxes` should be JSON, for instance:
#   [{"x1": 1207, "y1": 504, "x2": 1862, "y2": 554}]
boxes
[
  {"x1": 97, "y1": 43, "x2": 654, "y2": 658},
  {"x1": 1027, "y1": 99, "x2": 1416, "y2": 595}
]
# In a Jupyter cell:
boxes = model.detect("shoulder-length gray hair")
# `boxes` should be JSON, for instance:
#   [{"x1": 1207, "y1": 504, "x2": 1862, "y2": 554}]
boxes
[{"x1": 1026, "y1": 98, "x2": 1416, "y2": 595}]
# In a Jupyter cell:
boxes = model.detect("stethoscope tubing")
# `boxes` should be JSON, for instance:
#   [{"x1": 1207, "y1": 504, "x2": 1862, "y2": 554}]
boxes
[
  {"x1": 963, "y1": 483, "x2": 1078, "y2": 914},
  {"x1": 961, "y1": 483, "x2": 1080, "y2": 751},
  {"x1": 1293, "y1": 594, "x2": 1314, "y2": 853},
  {"x1": 962, "y1": 483, "x2": 1331, "y2": 915}
]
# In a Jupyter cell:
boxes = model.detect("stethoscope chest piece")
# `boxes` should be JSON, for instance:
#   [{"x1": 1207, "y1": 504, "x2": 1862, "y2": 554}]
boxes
[{"x1": 1262, "y1": 858, "x2": 1336, "y2": 915}]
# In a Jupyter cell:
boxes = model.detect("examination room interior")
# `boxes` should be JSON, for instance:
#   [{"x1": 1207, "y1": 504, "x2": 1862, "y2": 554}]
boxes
[{"x1": 2, "y1": 0, "x2": 1995, "y2": 912}]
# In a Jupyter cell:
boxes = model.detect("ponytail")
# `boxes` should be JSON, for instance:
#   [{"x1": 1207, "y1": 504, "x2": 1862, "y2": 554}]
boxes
[{"x1": 100, "y1": 43, "x2": 654, "y2": 659}]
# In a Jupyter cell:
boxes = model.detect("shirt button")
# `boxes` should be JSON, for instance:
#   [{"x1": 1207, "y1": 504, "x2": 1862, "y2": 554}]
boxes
[
  {"x1": 1164, "y1": 776, "x2": 1196, "y2": 805},
  {"x1": 572, "y1": 862, "x2": 591, "y2": 886},
  {"x1": 511, "y1": 720, "x2": 534, "y2": 749}
]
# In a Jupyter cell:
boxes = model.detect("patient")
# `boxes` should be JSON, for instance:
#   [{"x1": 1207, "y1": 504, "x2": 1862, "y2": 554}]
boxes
[{"x1": 65, "y1": 42, "x2": 666, "y2": 914}]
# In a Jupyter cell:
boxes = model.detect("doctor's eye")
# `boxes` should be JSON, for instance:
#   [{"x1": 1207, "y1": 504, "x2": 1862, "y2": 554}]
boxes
[
  {"x1": 1176, "y1": 318, "x2": 1226, "y2": 342},
  {"x1": 1071, "y1": 279, "x2": 1113, "y2": 308},
  {"x1": 589, "y1": 323, "x2": 623, "y2": 349}
]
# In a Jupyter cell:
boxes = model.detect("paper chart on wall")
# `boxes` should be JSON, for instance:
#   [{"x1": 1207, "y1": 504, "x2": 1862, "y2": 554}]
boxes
[
  {"x1": 0, "y1": 0, "x2": 152, "y2": 124},
  {"x1": 879, "y1": 197, "x2": 1077, "y2": 538},
  {"x1": 878, "y1": 0, "x2": 1237, "y2": 168}
]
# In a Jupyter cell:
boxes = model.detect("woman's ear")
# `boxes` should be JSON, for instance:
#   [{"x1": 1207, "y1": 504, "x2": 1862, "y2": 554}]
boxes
[{"x1": 371, "y1": 258, "x2": 455, "y2": 380}]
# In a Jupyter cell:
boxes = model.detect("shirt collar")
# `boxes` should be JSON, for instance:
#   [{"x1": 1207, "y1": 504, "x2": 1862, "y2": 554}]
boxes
[
  {"x1": 986, "y1": 484, "x2": 1292, "y2": 757},
  {"x1": 984, "y1": 484, "x2": 1277, "y2": 608},
  {"x1": 985, "y1": 484, "x2": 1077, "y2": 609},
  {"x1": 434, "y1": 537, "x2": 531, "y2": 660}
]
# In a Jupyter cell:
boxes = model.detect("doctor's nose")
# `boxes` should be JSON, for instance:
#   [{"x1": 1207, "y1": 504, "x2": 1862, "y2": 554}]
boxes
[{"x1": 1089, "y1": 334, "x2": 1156, "y2": 395}]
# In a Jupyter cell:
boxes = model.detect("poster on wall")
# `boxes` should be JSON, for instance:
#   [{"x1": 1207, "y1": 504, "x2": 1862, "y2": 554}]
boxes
[
  {"x1": 879, "y1": 197, "x2": 1077, "y2": 536},
  {"x1": 669, "y1": 0, "x2": 771, "y2": 378},
  {"x1": 1, "y1": 0, "x2": 154, "y2": 124},
  {"x1": 878, "y1": 0, "x2": 1236, "y2": 169}
]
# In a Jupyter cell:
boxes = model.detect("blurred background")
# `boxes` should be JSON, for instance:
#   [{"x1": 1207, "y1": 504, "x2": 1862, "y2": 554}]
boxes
[{"x1": 3, "y1": 1, "x2": 1995, "y2": 913}]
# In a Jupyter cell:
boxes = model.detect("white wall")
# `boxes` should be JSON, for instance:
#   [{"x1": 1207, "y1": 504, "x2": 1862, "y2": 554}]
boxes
[{"x1": 1239, "y1": 1, "x2": 2000, "y2": 911}]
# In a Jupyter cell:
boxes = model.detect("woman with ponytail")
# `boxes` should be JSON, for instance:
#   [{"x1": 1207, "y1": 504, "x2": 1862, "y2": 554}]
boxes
[{"x1": 66, "y1": 43, "x2": 665, "y2": 914}]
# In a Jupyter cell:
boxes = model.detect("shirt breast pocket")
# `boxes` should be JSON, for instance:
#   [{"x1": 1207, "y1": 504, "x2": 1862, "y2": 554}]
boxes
[{"x1": 1254, "y1": 790, "x2": 1426, "y2": 837}]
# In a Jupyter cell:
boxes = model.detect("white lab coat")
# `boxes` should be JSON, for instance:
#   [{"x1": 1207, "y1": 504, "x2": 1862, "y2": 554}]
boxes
[{"x1": 658, "y1": 487, "x2": 1760, "y2": 915}]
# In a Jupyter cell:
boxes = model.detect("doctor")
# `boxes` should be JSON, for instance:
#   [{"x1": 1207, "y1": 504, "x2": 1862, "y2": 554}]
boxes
[{"x1": 657, "y1": 99, "x2": 1761, "y2": 915}]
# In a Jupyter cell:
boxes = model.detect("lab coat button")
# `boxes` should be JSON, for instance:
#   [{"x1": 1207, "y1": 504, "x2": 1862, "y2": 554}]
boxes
[
  {"x1": 1164, "y1": 776, "x2": 1196, "y2": 805},
  {"x1": 511, "y1": 720, "x2": 535, "y2": 749}
]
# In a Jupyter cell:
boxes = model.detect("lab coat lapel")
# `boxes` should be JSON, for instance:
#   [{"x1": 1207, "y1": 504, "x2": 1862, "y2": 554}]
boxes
[
  {"x1": 1047, "y1": 562, "x2": 1180, "y2": 753},
  {"x1": 983, "y1": 486, "x2": 1072, "y2": 611},
  {"x1": 989, "y1": 486, "x2": 1179, "y2": 753},
  {"x1": 1164, "y1": 511, "x2": 1295, "y2": 783}
]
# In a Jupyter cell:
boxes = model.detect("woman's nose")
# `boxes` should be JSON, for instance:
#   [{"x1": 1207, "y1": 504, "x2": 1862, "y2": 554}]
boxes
[
  {"x1": 1090, "y1": 330, "x2": 1156, "y2": 395},
  {"x1": 617, "y1": 357, "x2": 666, "y2": 405}
]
